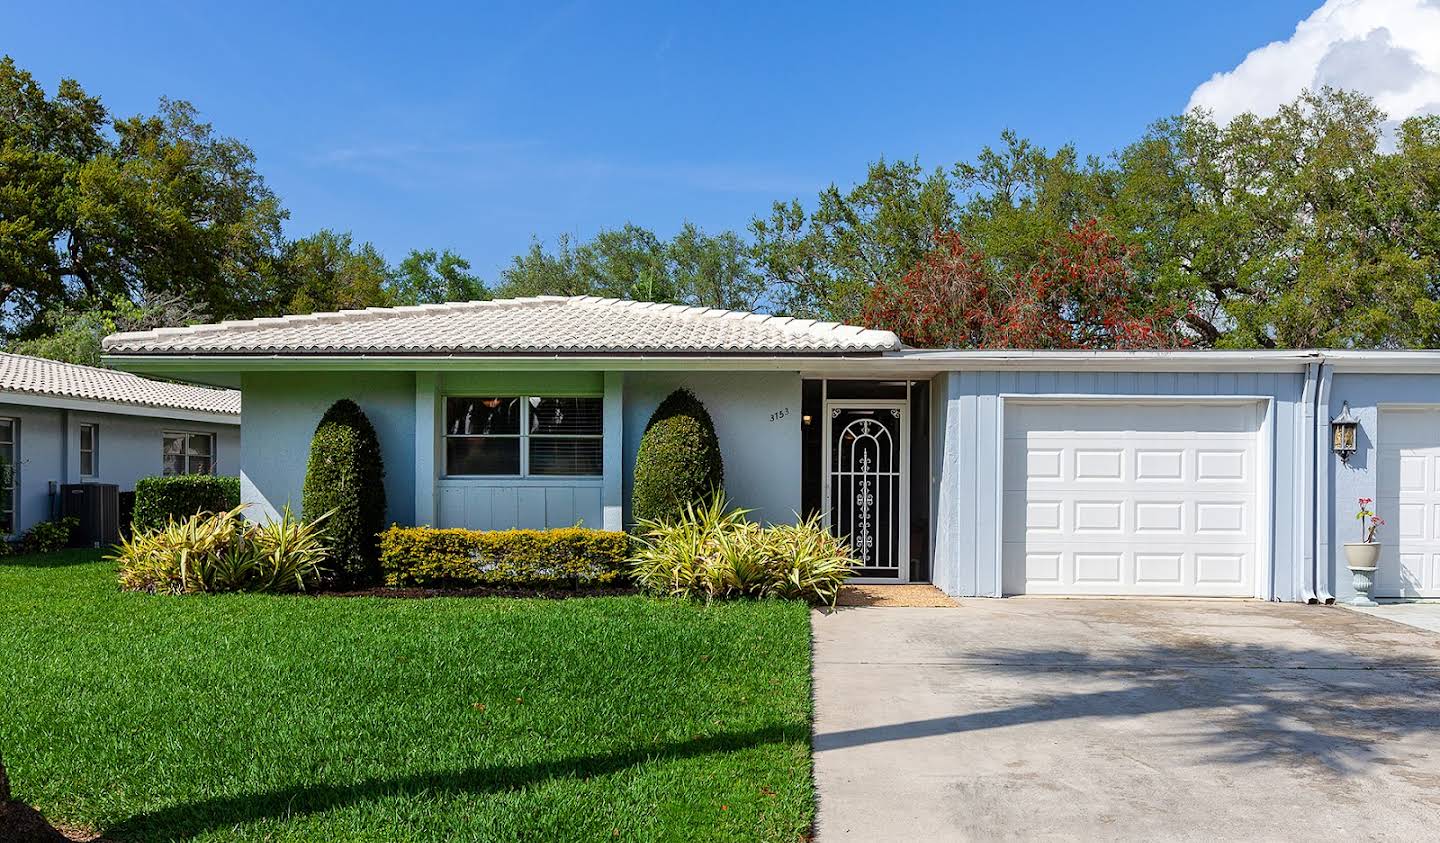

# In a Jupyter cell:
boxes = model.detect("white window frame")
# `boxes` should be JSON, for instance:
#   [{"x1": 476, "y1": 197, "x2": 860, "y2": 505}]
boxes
[
  {"x1": 79, "y1": 422, "x2": 98, "y2": 478},
  {"x1": 162, "y1": 431, "x2": 217, "y2": 476},
  {"x1": 443, "y1": 394, "x2": 603, "y2": 479}
]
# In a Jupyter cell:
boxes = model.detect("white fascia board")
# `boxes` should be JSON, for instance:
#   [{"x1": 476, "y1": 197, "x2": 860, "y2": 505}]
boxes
[
  {"x1": 0, "y1": 390, "x2": 240, "y2": 425},
  {"x1": 106, "y1": 347, "x2": 1440, "y2": 380},
  {"x1": 888, "y1": 349, "x2": 1321, "y2": 372},
  {"x1": 1316, "y1": 351, "x2": 1440, "y2": 374}
]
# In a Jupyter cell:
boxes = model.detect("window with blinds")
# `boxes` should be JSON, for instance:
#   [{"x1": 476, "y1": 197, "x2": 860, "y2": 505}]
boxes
[{"x1": 445, "y1": 396, "x2": 602, "y2": 477}]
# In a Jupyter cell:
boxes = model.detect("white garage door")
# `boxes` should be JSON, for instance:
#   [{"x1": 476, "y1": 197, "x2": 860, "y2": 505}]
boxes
[
  {"x1": 1003, "y1": 401, "x2": 1264, "y2": 597},
  {"x1": 1377, "y1": 408, "x2": 1440, "y2": 598}
]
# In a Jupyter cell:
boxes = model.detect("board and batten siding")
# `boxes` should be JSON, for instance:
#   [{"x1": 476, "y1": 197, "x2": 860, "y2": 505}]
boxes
[
  {"x1": 1326, "y1": 372, "x2": 1440, "y2": 601},
  {"x1": 930, "y1": 370, "x2": 1311, "y2": 600}
]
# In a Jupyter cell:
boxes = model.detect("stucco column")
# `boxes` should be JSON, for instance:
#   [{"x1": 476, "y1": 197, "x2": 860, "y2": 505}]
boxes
[
  {"x1": 603, "y1": 372, "x2": 623, "y2": 531},
  {"x1": 414, "y1": 372, "x2": 438, "y2": 526}
]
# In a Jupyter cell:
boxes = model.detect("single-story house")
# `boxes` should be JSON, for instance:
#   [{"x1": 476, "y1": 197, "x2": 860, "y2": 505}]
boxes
[
  {"x1": 0, "y1": 352, "x2": 240, "y2": 535},
  {"x1": 102, "y1": 296, "x2": 1440, "y2": 603}
]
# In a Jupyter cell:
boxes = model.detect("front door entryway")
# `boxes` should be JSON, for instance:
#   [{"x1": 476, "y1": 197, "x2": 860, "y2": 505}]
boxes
[{"x1": 824, "y1": 400, "x2": 909, "y2": 581}]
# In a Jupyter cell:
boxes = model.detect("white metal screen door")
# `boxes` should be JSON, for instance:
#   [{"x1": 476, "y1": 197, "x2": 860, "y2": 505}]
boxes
[{"x1": 823, "y1": 401, "x2": 909, "y2": 582}]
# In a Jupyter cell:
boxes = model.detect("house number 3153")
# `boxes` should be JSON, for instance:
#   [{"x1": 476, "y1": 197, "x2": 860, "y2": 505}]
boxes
[{"x1": 770, "y1": 408, "x2": 791, "y2": 422}]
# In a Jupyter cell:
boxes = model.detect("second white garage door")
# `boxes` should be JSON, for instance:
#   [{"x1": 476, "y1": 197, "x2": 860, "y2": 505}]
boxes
[
  {"x1": 1376, "y1": 408, "x2": 1440, "y2": 598},
  {"x1": 1002, "y1": 401, "x2": 1264, "y2": 597}
]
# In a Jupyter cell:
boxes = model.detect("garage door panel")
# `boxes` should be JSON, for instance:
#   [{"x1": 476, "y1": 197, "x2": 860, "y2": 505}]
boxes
[
  {"x1": 1134, "y1": 501, "x2": 1184, "y2": 533},
  {"x1": 1003, "y1": 402, "x2": 1261, "y2": 597},
  {"x1": 1377, "y1": 409, "x2": 1440, "y2": 598},
  {"x1": 1136, "y1": 449, "x2": 1185, "y2": 481}
]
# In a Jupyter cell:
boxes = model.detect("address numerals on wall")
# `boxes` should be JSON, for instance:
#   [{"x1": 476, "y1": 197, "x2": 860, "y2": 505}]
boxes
[{"x1": 769, "y1": 407, "x2": 791, "y2": 423}]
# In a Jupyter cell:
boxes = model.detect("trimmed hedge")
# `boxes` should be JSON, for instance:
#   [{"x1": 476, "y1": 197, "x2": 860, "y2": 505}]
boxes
[
  {"x1": 132, "y1": 475, "x2": 241, "y2": 532},
  {"x1": 379, "y1": 526, "x2": 630, "y2": 589},
  {"x1": 632, "y1": 388, "x2": 724, "y2": 524},
  {"x1": 302, "y1": 399, "x2": 387, "y2": 587}
]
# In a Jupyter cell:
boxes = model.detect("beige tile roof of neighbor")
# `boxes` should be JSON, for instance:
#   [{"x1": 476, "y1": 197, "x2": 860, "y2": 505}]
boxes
[
  {"x1": 101, "y1": 296, "x2": 903, "y2": 356},
  {"x1": 0, "y1": 353, "x2": 241, "y2": 415}
]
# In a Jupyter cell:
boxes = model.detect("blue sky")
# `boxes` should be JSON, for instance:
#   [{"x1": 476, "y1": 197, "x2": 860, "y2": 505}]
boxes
[{"x1": 3, "y1": 0, "x2": 1324, "y2": 281}]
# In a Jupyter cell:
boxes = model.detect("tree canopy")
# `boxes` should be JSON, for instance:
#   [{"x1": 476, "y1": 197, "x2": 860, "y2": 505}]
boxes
[{"x1": 4, "y1": 54, "x2": 1439, "y2": 360}]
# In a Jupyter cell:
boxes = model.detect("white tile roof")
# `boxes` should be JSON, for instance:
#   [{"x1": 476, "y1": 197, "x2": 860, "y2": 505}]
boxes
[
  {"x1": 0, "y1": 353, "x2": 240, "y2": 416},
  {"x1": 101, "y1": 296, "x2": 902, "y2": 356}
]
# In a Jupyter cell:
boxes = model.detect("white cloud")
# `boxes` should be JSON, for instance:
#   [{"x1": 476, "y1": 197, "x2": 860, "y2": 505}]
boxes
[{"x1": 1188, "y1": 0, "x2": 1440, "y2": 127}]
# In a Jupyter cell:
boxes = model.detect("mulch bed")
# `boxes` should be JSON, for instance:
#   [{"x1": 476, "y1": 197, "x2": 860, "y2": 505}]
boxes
[
  {"x1": 833, "y1": 584, "x2": 959, "y2": 608},
  {"x1": 0, "y1": 799, "x2": 75, "y2": 843}
]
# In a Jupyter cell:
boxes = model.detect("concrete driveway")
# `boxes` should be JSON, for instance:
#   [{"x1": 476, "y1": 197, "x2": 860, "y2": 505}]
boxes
[{"x1": 812, "y1": 600, "x2": 1440, "y2": 841}]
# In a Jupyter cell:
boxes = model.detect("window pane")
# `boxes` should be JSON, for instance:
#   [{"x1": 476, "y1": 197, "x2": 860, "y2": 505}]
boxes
[
  {"x1": 163, "y1": 435, "x2": 186, "y2": 456},
  {"x1": 80, "y1": 425, "x2": 94, "y2": 451},
  {"x1": 529, "y1": 438, "x2": 603, "y2": 476},
  {"x1": 188, "y1": 456, "x2": 213, "y2": 475},
  {"x1": 447, "y1": 397, "x2": 521, "y2": 436},
  {"x1": 529, "y1": 397, "x2": 602, "y2": 436},
  {"x1": 447, "y1": 437, "x2": 520, "y2": 475},
  {"x1": 163, "y1": 454, "x2": 184, "y2": 476},
  {"x1": 0, "y1": 419, "x2": 13, "y2": 445},
  {"x1": 188, "y1": 434, "x2": 212, "y2": 456},
  {"x1": 80, "y1": 450, "x2": 94, "y2": 476}
]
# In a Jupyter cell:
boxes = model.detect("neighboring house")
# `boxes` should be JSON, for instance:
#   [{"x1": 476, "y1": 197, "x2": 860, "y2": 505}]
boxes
[
  {"x1": 0, "y1": 353, "x2": 240, "y2": 535},
  {"x1": 103, "y1": 295, "x2": 1440, "y2": 603}
]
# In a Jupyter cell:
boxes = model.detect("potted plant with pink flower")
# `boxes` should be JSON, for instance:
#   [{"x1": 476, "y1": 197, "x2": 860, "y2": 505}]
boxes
[{"x1": 1344, "y1": 497, "x2": 1385, "y2": 605}]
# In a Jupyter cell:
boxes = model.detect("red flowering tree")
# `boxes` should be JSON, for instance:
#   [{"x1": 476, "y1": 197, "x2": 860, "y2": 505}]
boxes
[{"x1": 862, "y1": 219, "x2": 1187, "y2": 349}]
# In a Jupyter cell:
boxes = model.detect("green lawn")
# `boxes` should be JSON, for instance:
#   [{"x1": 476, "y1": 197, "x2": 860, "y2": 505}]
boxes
[{"x1": 0, "y1": 551, "x2": 815, "y2": 841}]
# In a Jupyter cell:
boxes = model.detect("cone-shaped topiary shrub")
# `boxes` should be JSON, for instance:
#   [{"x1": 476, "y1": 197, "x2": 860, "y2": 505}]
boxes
[
  {"x1": 302, "y1": 399, "x2": 386, "y2": 586},
  {"x1": 633, "y1": 388, "x2": 723, "y2": 524}
]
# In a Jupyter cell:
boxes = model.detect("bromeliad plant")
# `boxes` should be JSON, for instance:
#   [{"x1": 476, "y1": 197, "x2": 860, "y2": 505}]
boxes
[
  {"x1": 629, "y1": 494, "x2": 857, "y2": 605},
  {"x1": 112, "y1": 505, "x2": 332, "y2": 594},
  {"x1": 1356, "y1": 497, "x2": 1386, "y2": 543}
]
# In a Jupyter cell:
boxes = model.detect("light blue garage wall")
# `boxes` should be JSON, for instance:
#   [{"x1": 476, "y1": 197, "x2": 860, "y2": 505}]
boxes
[
  {"x1": 0, "y1": 400, "x2": 237, "y2": 535},
  {"x1": 931, "y1": 370, "x2": 1311, "y2": 599},
  {"x1": 239, "y1": 372, "x2": 416, "y2": 525},
  {"x1": 622, "y1": 371, "x2": 803, "y2": 527},
  {"x1": 1326, "y1": 372, "x2": 1440, "y2": 601}
]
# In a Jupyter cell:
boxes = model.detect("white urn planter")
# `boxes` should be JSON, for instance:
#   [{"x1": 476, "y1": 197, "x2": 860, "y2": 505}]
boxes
[{"x1": 1343, "y1": 542, "x2": 1381, "y2": 606}]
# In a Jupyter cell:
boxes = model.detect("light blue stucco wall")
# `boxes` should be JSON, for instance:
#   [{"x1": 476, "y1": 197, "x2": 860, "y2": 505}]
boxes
[
  {"x1": 930, "y1": 370, "x2": 1311, "y2": 599},
  {"x1": 1326, "y1": 372, "x2": 1440, "y2": 601},
  {"x1": 0, "y1": 400, "x2": 237, "y2": 535},
  {"x1": 239, "y1": 372, "x2": 416, "y2": 525},
  {"x1": 622, "y1": 371, "x2": 803, "y2": 526}
]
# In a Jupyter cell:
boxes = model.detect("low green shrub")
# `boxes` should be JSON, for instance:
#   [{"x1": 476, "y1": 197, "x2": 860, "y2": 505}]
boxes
[
  {"x1": 20, "y1": 516, "x2": 79, "y2": 554},
  {"x1": 378, "y1": 526, "x2": 630, "y2": 589},
  {"x1": 629, "y1": 495, "x2": 857, "y2": 605},
  {"x1": 112, "y1": 505, "x2": 331, "y2": 594},
  {"x1": 131, "y1": 475, "x2": 241, "y2": 533},
  {"x1": 632, "y1": 388, "x2": 724, "y2": 524}
]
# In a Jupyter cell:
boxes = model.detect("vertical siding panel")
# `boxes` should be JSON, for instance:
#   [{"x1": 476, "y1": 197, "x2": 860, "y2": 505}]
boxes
[
  {"x1": 493, "y1": 487, "x2": 519, "y2": 529},
  {"x1": 439, "y1": 487, "x2": 463, "y2": 528},
  {"x1": 977, "y1": 371, "x2": 1001, "y2": 596},
  {"x1": 545, "y1": 487, "x2": 574, "y2": 527},
  {"x1": 466, "y1": 487, "x2": 490, "y2": 531},
  {"x1": 518, "y1": 488, "x2": 546, "y2": 529},
  {"x1": 958, "y1": 372, "x2": 979, "y2": 596},
  {"x1": 575, "y1": 486, "x2": 602, "y2": 529}
]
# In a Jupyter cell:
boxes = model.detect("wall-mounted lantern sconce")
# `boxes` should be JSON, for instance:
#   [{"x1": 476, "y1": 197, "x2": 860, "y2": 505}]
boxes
[{"x1": 1331, "y1": 401, "x2": 1359, "y2": 463}]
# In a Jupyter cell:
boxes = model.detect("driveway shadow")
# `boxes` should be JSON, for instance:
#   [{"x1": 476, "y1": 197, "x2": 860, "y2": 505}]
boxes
[{"x1": 814, "y1": 640, "x2": 1440, "y2": 775}]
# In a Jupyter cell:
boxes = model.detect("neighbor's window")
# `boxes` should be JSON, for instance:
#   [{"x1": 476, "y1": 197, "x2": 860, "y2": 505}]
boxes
[
  {"x1": 0, "y1": 418, "x2": 15, "y2": 533},
  {"x1": 445, "y1": 396, "x2": 602, "y2": 477},
  {"x1": 163, "y1": 432, "x2": 214, "y2": 476},
  {"x1": 79, "y1": 423, "x2": 98, "y2": 477}
]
